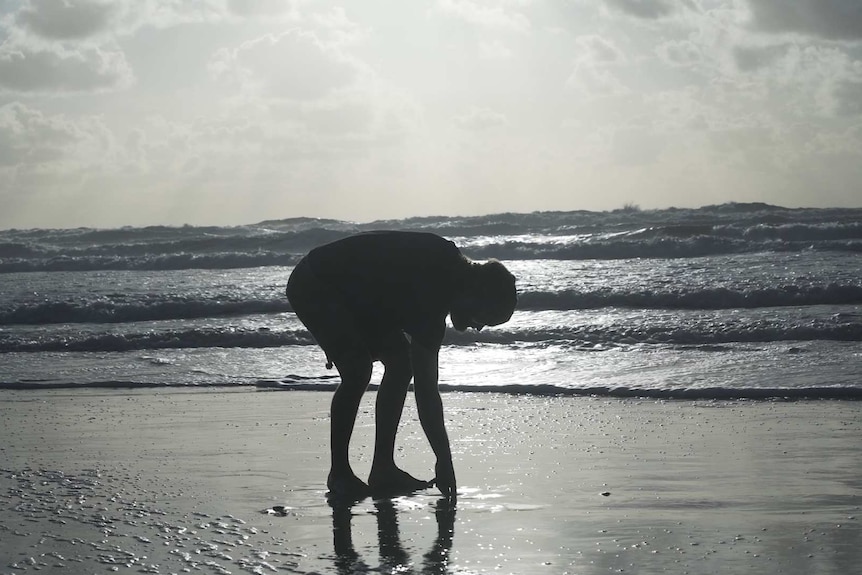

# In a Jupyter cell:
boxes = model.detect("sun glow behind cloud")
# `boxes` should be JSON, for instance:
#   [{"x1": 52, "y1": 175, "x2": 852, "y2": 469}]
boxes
[{"x1": 1, "y1": 0, "x2": 861, "y2": 228}]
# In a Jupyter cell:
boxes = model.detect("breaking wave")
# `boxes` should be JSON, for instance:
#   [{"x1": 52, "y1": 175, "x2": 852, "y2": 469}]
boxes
[
  {"x1": 3, "y1": 284, "x2": 860, "y2": 327},
  {"x1": 3, "y1": 316, "x2": 860, "y2": 353},
  {"x1": 0, "y1": 298, "x2": 291, "y2": 325},
  {"x1": 517, "y1": 284, "x2": 862, "y2": 310},
  {"x1": 261, "y1": 380, "x2": 862, "y2": 401},
  {"x1": 2, "y1": 239, "x2": 860, "y2": 273}
]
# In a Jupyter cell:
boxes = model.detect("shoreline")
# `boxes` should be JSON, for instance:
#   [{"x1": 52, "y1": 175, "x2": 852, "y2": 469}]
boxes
[
  {"x1": 5, "y1": 379, "x2": 862, "y2": 401},
  {"x1": 2, "y1": 388, "x2": 860, "y2": 574}
]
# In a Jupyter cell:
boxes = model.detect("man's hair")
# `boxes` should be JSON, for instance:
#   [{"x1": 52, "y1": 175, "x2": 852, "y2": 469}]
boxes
[{"x1": 475, "y1": 259, "x2": 517, "y2": 325}]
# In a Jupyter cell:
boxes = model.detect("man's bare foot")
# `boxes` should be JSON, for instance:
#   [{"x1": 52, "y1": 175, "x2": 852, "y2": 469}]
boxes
[
  {"x1": 368, "y1": 466, "x2": 433, "y2": 497},
  {"x1": 327, "y1": 471, "x2": 370, "y2": 502}
]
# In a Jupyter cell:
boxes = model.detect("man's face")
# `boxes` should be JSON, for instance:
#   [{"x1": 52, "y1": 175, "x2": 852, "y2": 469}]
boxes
[{"x1": 450, "y1": 298, "x2": 486, "y2": 332}]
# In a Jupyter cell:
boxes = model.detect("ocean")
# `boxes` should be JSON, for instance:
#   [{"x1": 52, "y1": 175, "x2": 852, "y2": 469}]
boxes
[{"x1": 1, "y1": 202, "x2": 860, "y2": 400}]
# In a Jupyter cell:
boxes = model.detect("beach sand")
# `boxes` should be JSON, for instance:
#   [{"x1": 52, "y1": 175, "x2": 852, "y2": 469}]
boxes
[{"x1": 1, "y1": 388, "x2": 860, "y2": 574}]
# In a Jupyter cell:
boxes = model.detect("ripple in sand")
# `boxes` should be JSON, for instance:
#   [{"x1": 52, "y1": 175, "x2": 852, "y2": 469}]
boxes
[{"x1": 2, "y1": 468, "x2": 306, "y2": 574}]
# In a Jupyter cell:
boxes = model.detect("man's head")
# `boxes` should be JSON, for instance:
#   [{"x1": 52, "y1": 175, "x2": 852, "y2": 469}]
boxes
[{"x1": 450, "y1": 259, "x2": 517, "y2": 331}]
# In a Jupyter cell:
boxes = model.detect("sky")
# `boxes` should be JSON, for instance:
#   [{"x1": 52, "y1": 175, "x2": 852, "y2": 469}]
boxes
[{"x1": 1, "y1": 0, "x2": 862, "y2": 229}]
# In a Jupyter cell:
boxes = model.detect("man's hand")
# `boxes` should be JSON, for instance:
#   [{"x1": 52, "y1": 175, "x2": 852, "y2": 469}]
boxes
[{"x1": 434, "y1": 458, "x2": 457, "y2": 501}]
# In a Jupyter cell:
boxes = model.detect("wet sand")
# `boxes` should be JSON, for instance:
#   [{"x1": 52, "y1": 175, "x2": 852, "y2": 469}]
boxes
[{"x1": 1, "y1": 388, "x2": 860, "y2": 574}]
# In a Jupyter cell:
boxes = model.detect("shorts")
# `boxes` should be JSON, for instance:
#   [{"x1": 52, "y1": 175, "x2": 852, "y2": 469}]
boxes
[{"x1": 286, "y1": 256, "x2": 406, "y2": 367}]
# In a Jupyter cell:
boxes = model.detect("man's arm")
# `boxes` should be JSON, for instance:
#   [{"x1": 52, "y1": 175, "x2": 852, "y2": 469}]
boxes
[{"x1": 411, "y1": 340, "x2": 456, "y2": 500}]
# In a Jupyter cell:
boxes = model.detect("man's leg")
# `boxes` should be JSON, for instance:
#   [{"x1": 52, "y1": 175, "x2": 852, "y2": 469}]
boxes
[
  {"x1": 287, "y1": 259, "x2": 374, "y2": 498},
  {"x1": 368, "y1": 335, "x2": 432, "y2": 494},
  {"x1": 329, "y1": 350, "x2": 373, "y2": 497}
]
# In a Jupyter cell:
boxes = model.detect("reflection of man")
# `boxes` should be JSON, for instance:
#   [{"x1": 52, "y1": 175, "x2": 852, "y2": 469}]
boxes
[
  {"x1": 331, "y1": 498, "x2": 456, "y2": 575},
  {"x1": 287, "y1": 231, "x2": 517, "y2": 500}
]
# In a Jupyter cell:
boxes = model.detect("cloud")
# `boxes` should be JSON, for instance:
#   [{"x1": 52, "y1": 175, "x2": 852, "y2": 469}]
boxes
[
  {"x1": 120, "y1": 1, "x2": 227, "y2": 31},
  {"x1": 656, "y1": 39, "x2": 702, "y2": 67},
  {"x1": 0, "y1": 0, "x2": 134, "y2": 94},
  {"x1": 576, "y1": 34, "x2": 627, "y2": 64},
  {"x1": 436, "y1": 0, "x2": 531, "y2": 33},
  {"x1": 204, "y1": 11, "x2": 422, "y2": 169},
  {"x1": 610, "y1": 125, "x2": 664, "y2": 165},
  {"x1": 832, "y1": 80, "x2": 862, "y2": 115},
  {"x1": 455, "y1": 107, "x2": 507, "y2": 130},
  {"x1": 0, "y1": 103, "x2": 63, "y2": 168},
  {"x1": 478, "y1": 40, "x2": 512, "y2": 60},
  {"x1": 226, "y1": 0, "x2": 297, "y2": 18},
  {"x1": 15, "y1": 0, "x2": 118, "y2": 40},
  {"x1": 566, "y1": 35, "x2": 629, "y2": 95},
  {"x1": 10, "y1": 0, "x2": 276, "y2": 44},
  {"x1": 210, "y1": 29, "x2": 361, "y2": 101},
  {"x1": 566, "y1": 66, "x2": 629, "y2": 96},
  {"x1": 0, "y1": 102, "x2": 114, "y2": 169},
  {"x1": 746, "y1": 0, "x2": 862, "y2": 41},
  {"x1": 726, "y1": 43, "x2": 862, "y2": 118},
  {"x1": 0, "y1": 44, "x2": 133, "y2": 93},
  {"x1": 311, "y1": 6, "x2": 366, "y2": 47},
  {"x1": 604, "y1": 0, "x2": 676, "y2": 20},
  {"x1": 732, "y1": 44, "x2": 787, "y2": 72}
]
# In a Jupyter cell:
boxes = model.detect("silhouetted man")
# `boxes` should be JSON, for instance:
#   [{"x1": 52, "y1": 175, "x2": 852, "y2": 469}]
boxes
[{"x1": 286, "y1": 231, "x2": 516, "y2": 500}]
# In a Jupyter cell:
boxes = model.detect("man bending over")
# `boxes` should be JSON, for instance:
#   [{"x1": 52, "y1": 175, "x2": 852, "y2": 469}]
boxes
[{"x1": 286, "y1": 231, "x2": 517, "y2": 501}]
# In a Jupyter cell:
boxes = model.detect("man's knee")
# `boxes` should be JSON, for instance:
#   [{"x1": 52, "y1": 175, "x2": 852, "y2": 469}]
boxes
[
  {"x1": 379, "y1": 344, "x2": 412, "y2": 382},
  {"x1": 333, "y1": 349, "x2": 374, "y2": 388}
]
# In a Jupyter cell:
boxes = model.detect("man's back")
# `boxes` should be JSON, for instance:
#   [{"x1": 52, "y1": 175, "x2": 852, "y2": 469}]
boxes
[{"x1": 308, "y1": 231, "x2": 469, "y2": 347}]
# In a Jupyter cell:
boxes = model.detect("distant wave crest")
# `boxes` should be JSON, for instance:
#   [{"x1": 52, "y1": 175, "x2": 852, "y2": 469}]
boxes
[{"x1": 3, "y1": 205, "x2": 862, "y2": 272}]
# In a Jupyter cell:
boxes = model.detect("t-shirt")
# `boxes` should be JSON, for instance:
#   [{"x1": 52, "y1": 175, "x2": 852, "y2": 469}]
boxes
[{"x1": 307, "y1": 231, "x2": 469, "y2": 349}]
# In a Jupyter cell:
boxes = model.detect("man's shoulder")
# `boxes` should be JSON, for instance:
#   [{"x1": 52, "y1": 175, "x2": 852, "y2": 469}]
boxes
[{"x1": 361, "y1": 230, "x2": 455, "y2": 247}]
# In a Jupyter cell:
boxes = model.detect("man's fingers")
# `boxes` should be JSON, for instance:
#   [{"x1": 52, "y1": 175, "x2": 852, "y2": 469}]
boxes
[
  {"x1": 431, "y1": 473, "x2": 456, "y2": 500},
  {"x1": 438, "y1": 482, "x2": 455, "y2": 499}
]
